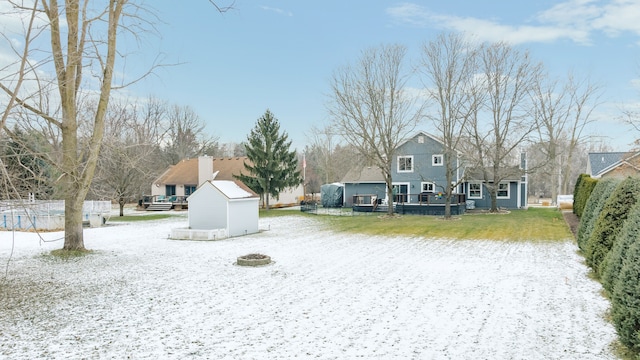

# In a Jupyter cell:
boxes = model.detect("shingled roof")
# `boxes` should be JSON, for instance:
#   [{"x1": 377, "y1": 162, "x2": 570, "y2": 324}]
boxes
[
  {"x1": 154, "y1": 157, "x2": 254, "y2": 193},
  {"x1": 341, "y1": 166, "x2": 385, "y2": 183},
  {"x1": 587, "y1": 152, "x2": 629, "y2": 177}
]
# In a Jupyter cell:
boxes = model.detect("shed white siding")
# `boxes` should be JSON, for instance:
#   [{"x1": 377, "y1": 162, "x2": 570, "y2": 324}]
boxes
[{"x1": 186, "y1": 180, "x2": 259, "y2": 237}]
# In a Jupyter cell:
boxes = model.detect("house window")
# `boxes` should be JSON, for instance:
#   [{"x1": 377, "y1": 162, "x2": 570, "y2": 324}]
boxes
[
  {"x1": 418, "y1": 136, "x2": 424, "y2": 144},
  {"x1": 185, "y1": 185, "x2": 197, "y2": 196},
  {"x1": 432, "y1": 154, "x2": 443, "y2": 166},
  {"x1": 397, "y1": 156, "x2": 413, "y2": 172},
  {"x1": 421, "y1": 182, "x2": 435, "y2": 193},
  {"x1": 165, "y1": 185, "x2": 176, "y2": 196},
  {"x1": 468, "y1": 182, "x2": 482, "y2": 199},
  {"x1": 497, "y1": 182, "x2": 510, "y2": 198}
]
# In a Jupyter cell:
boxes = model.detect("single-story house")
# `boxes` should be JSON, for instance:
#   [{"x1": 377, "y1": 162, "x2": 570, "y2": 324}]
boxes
[
  {"x1": 463, "y1": 166, "x2": 528, "y2": 209},
  {"x1": 586, "y1": 151, "x2": 640, "y2": 179},
  {"x1": 145, "y1": 156, "x2": 302, "y2": 209}
]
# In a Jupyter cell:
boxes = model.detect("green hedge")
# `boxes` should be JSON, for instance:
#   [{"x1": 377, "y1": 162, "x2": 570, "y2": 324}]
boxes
[
  {"x1": 611, "y1": 214, "x2": 640, "y2": 352},
  {"x1": 601, "y1": 201, "x2": 640, "y2": 294},
  {"x1": 576, "y1": 178, "x2": 619, "y2": 251},
  {"x1": 573, "y1": 174, "x2": 598, "y2": 217},
  {"x1": 585, "y1": 177, "x2": 640, "y2": 278}
]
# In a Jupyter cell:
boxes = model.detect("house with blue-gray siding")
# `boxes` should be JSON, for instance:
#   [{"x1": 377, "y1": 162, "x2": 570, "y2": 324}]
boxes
[{"x1": 340, "y1": 131, "x2": 528, "y2": 211}]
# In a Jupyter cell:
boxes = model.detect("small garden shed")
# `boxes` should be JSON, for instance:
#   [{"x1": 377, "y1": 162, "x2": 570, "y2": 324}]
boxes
[{"x1": 187, "y1": 180, "x2": 259, "y2": 237}]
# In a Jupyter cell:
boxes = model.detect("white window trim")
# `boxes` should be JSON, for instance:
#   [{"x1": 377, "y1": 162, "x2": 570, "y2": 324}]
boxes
[
  {"x1": 421, "y1": 182, "x2": 435, "y2": 193},
  {"x1": 397, "y1": 155, "x2": 414, "y2": 173},
  {"x1": 432, "y1": 154, "x2": 444, "y2": 167},
  {"x1": 468, "y1": 182, "x2": 482, "y2": 199},
  {"x1": 497, "y1": 182, "x2": 510, "y2": 199}
]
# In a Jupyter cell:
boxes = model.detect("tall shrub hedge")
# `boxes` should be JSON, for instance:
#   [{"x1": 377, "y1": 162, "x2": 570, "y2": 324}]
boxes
[
  {"x1": 601, "y1": 201, "x2": 640, "y2": 294},
  {"x1": 585, "y1": 177, "x2": 640, "y2": 277},
  {"x1": 611, "y1": 225, "x2": 640, "y2": 352},
  {"x1": 576, "y1": 178, "x2": 619, "y2": 251},
  {"x1": 573, "y1": 174, "x2": 597, "y2": 217}
]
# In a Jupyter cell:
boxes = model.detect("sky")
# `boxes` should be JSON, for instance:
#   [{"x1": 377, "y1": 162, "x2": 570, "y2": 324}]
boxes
[{"x1": 3, "y1": 1, "x2": 640, "y2": 152}]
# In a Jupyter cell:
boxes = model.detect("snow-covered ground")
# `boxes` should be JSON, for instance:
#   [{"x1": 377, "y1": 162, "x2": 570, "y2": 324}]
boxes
[{"x1": 0, "y1": 215, "x2": 617, "y2": 359}]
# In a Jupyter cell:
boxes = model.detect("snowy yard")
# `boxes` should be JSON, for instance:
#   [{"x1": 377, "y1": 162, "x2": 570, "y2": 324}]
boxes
[{"x1": 0, "y1": 215, "x2": 617, "y2": 359}]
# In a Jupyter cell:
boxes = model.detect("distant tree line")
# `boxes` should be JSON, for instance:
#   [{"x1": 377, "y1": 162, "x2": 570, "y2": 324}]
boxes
[{"x1": 0, "y1": 96, "x2": 237, "y2": 216}]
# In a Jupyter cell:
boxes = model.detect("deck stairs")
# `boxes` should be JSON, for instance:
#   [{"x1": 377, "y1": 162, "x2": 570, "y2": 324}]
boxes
[{"x1": 146, "y1": 202, "x2": 173, "y2": 211}]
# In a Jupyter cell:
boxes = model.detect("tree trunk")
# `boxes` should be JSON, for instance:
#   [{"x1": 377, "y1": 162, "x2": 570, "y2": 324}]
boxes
[
  {"x1": 63, "y1": 191, "x2": 85, "y2": 250},
  {"x1": 385, "y1": 173, "x2": 394, "y2": 216},
  {"x1": 490, "y1": 190, "x2": 498, "y2": 212},
  {"x1": 119, "y1": 197, "x2": 125, "y2": 217}
]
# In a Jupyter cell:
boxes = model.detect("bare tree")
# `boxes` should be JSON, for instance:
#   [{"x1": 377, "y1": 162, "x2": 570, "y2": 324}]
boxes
[
  {"x1": 91, "y1": 100, "x2": 166, "y2": 216},
  {"x1": 466, "y1": 42, "x2": 542, "y2": 212},
  {"x1": 561, "y1": 74, "x2": 601, "y2": 194},
  {"x1": 0, "y1": 0, "x2": 130, "y2": 250},
  {"x1": 327, "y1": 44, "x2": 422, "y2": 215},
  {"x1": 0, "y1": 1, "x2": 228, "y2": 251},
  {"x1": 531, "y1": 73, "x2": 570, "y2": 204},
  {"x1": 163, "y1": 104, "x2": 218, "y2": 164},
  {"x1": 306, "y1": 124, "x2": 339, "y2": 184},
  {"x1": 532, "y1": 72, "x2": 601, "y2": 201},
  {"x1": 419, "y1": 32, "x2": 481, "y2": 218}
]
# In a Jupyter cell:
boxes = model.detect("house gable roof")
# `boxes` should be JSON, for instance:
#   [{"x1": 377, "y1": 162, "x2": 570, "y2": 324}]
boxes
[
  {"x1": 154, "y1": 157, "x2": 255, "y2": 193},
  {"x1": 588, "y1": 151, "x2": 640, "y2": 178},
  {"x1": 464, "y1": 166, "x2": 522, "y2": 182},
  {"x1": 395, "y1": 131, "x2": 444, "y2": 150},
  {"x1": 341, "y1": 166, "x2": 385, "y2": 183},
  {"x1": 210, "y1": 180, "x2": 258, "y2": 200}
]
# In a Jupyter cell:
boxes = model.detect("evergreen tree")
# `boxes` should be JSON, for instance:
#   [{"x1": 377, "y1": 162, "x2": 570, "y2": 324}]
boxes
[
  {"x1": 235, "y1": 110, "x2": 302, "y2": 210},
  {"x1": 601, "y1": 201, "x2": 640, "y2": 295},
  {"x1": 576, "y1": 178, "x2": 618, "y2": 251},
  {"x1": 611, "y1": 230, "x2": 640, "y2": 352},
  {"x1": 585, "y1": 177, "x2": 640, "y2": 277},
  {"x1": 1, "y1": 128, "x2": 57, "y2": 200}
]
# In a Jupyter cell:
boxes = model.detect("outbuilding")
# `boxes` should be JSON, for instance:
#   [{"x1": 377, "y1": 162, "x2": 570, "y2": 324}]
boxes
[{"x1": 185, "y1": 180, "x2": 259, "y2": 238}]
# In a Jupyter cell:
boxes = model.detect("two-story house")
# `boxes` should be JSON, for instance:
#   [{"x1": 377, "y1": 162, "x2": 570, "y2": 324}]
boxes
[{"x1": 341, "y1": 131, "x2": 527, "y2": 213}]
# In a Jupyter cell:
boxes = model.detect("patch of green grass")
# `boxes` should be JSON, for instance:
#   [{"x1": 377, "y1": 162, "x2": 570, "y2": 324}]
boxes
[
  {"x1": 315, "y1": 207, "x2": 571, "y2": 241},
  {"x1": 109, "y1": 214, "x2": 178, "y2": 222},
  {"x1": 259, "y1": 209, "x2": 313, "y2": 218},
  {"x1": 610, "y1": 340, "x2": 639, "y2": 360},
  {"x1": 49, "y1": 248, "x2": 93, "y2": 259}
]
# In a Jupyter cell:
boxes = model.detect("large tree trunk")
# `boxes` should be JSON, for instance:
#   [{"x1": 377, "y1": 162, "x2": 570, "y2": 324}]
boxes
[
  {"x1": 490, "y1": 189, "x2": 498, "y2": 212},
  {"x1": 63, "y1": 194, "x2": 85, "y2": 250}
]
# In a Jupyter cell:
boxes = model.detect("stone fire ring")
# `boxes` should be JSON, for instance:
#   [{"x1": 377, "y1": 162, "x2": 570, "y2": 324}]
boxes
[{"x1": 236, "y1": 253, "x2": 271, "y2": 267}]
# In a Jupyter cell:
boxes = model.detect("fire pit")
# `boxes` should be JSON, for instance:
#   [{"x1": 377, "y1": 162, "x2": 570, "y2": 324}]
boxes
[{"x1": 236, "y1": 253, "x2": 271, "y2": 267}]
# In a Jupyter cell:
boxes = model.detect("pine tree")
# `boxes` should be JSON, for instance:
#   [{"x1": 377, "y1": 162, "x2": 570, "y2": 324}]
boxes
[{"x1": 235, "y1": 110, "x2": 302, "y2": 210}]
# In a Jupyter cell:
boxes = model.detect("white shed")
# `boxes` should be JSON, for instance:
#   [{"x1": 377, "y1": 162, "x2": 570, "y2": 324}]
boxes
[{"x1": 187, "y1": 180, "x2": 259, "y2": 237}]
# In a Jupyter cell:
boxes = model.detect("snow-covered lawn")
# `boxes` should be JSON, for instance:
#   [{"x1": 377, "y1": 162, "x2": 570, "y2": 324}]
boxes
[{"x1": 0, "y1": 215, "x2": 617, "y2": 359}]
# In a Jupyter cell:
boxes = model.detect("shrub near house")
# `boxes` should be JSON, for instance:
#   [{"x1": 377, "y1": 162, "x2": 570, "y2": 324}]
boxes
[
  {"x1": 609, "y1": 201, "x2": 640, "y2": 353},
  {"x1": 584, "y1": 177, "x2": 640, "y2": 277},
  {"x1": 575, "y1": 175, "x2": 640, "y2": 356},
  {"x1": 575, "y1": 178, "x2": 619, "y2": 251}
]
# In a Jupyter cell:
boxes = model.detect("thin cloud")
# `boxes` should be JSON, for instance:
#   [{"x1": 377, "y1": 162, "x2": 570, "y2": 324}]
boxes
[
  {"x1": 260, "y1": 6, "x2": 293, "y2": 17},
  {"x1": 387, "y1": 1, "x2": 640, "y2": 46}
]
